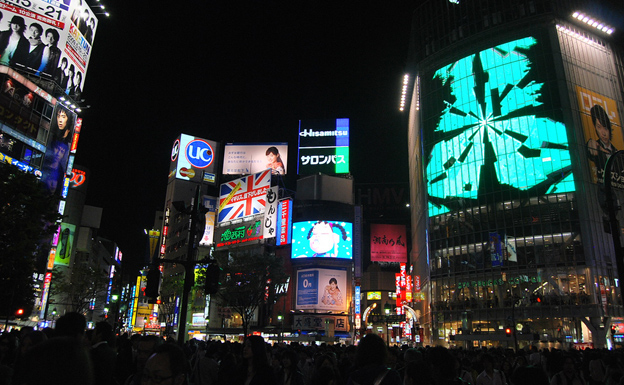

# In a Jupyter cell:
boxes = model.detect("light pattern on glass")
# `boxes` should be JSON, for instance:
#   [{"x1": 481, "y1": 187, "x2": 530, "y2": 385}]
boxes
[{"x1": 426, "y1": 37, "x2": 574, "y2": 216}]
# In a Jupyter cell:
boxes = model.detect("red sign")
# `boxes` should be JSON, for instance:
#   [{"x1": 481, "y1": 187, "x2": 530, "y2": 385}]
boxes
[{"x1": 370, "y1": 224, "x2": 407, "y2": 263}]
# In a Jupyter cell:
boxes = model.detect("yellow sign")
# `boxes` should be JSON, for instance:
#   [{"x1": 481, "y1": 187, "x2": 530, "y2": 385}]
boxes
[
  {"x1": 218, "y1": 182, "x2": 241, "y2": 211},
  {"x1": 367, "y1": 292, "x2": 382, "y2": 300}
]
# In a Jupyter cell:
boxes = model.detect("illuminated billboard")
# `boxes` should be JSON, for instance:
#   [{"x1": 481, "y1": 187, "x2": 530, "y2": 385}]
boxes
[
  {"x1": 424, "y1": 36, "x2": 574, "y2": 217},
  {"x1": 223, "y1": 143, "x2": 288, "y2": 175},
  {"x1": 214, "y1": 218, "x2": 263, "y2": 249},
  {"x1": 0, "y1": 1, "x2": 98, "y2": 94},
  {"x1": 276, "y1": 199, "x2": 292, "y2": 246},
  {"x1": 576, "y1": 86, "x2": 623, "y2": 186},
  {"x1": 298, "y1": 118, "x2": 349, "y2": 175},
  {"x1": 170, "y1": 134, "x2": 219, "y2": 184},
  {"x1": 291, "y1": 220, "x2": 352, "y2": 259},
  {"x1": 218, "y1": 169, "x2": 271, "y2": 223},
  {"x1": 54, "y1": 222, "x2": 74, "y2": 266},
  {"x1": 296, "y1": 268, "x2": 348, "y2": 312},
  {"x1": 199, "y1": 196, "x2": 217, "y2": 246},
  {"x1": 41, "y1": 103, "x2": 76, "y2": 195},
  {"x1": 370, "y1": 224, "x2": 407, "y2": 263}
]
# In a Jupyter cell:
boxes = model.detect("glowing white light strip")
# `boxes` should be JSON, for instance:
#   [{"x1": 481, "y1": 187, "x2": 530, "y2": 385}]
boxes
[
  {"x1": 572, "y1": 11, "x2": 614, "y2": 35},
  {"x1": 399, "y1": 74, "x2": 409, "y2": 111}
]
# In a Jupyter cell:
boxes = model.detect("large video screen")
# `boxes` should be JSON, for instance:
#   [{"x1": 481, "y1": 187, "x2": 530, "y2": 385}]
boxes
[
  {"x1": 0, "y1": 1, "x2": 98, "y2": 95},
  {"x1": 423, "y1": 35, "x2": 574, "y2": 217},
  {"x1": 292, "y1": 220, "x2": 353, "y2": 259}
]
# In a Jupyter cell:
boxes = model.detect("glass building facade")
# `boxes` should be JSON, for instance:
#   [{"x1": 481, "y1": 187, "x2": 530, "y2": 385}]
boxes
[{"x1": 407, "y1": 0, "x2": 624, "y2": 348}]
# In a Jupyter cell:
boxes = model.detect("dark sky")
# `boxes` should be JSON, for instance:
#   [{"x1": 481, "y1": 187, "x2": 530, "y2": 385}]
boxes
[{"x1": 74, "y1": 2, "x2": 416, "y2": 272}]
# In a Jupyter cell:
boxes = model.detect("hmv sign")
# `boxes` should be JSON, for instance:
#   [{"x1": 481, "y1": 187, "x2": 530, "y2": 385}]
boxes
[{"x1": 169, "y1": 134, "x2": 219, "y2": 183}]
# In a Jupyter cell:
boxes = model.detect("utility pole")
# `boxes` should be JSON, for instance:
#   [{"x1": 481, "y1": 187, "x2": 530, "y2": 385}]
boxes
[{"x1": 176, "y1": 185, "x2": 201, "y2": 343}]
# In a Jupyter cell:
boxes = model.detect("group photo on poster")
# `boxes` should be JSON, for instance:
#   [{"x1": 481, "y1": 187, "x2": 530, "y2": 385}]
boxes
[
  {"x1": 577, "y1": 86, "x2": 623, "y2": 185},
  {"x1": 0, "y1": 0, "x2": 97, "y2": 95},
  {"x1": 291, "y1": 220, "x2": 353, "y2": 259}
]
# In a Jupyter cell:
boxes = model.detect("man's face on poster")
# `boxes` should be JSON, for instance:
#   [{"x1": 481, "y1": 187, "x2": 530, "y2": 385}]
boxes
[
  {"x1": 595, "y1": 119, "x2": 611, "y2": 145},
  {"x1": 57, "y1": 110, "x2": 68, "y2": 131}
]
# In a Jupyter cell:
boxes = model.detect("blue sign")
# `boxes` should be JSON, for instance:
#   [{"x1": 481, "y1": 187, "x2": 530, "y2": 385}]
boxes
[
  {"x1": 185, "y1": 139, "x2": 214, "y2": 169},
  {"x1": 297, "y1": 270, "x2": 318, "y2": 306},
  {"x1": 355, "y1": 286, "x2": 361, "y2": 314}
]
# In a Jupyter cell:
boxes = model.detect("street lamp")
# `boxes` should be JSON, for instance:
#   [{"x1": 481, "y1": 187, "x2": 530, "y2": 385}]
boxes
[
  {"x1": 277, "y1": 312, "x2": 283, "y2": 343},
  {"x1": 384, "y1": 302, "x2": 392, "y2": 345}
]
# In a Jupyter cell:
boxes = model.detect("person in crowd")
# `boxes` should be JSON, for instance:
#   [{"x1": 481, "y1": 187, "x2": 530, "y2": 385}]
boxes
[
  {"x1": 55, "y1": 311, "x2": 87, "y2": 341},
  {"x1": 17, "y1": 337, "x2": 94, "y2": 385},
  {"x1": 277, "y1": 348, "x2": 304, "y2": 385},
  {"x1": 476, "y1": 353, "x2": 507, "y2": 385},
  {"x1": 90, "y1": 321, "x2": 117, "y2": 385},
  {"x1": 346, "y1": 333, "x2": 402, "y2": 385},
  {"x1": 124, "y1": 334, "x2": 162, "y2": 385},
  {"x1": 142, "y1": 343, "x2": 189, "y2": 385},
  {"x1": 238, "y1": 335, "x2": 277, "y2": 385},
  {"x1": 550, "y1": 355, "x2": 586, "y2": 385},
  {"x1": 510, "y1": 366, "x2": 549, "y2": 385},
  {"x1": 191, "y1": 340, "x2": 219, "y2": 385}
]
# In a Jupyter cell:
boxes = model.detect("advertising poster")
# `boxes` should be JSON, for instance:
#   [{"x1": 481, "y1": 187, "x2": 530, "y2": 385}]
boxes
[
  {"x1": 199, "y1": 196, "x2": 217, "y2": 246},
  {"x1": 298, "y1": 118, "x2": 350, "y2": 175},
  {"x1": 223, "y1": 143, "x2": 288, "y2": 175},
  {"x1": 170, "y1": 134, "x2": 219, "y2": 184},
  {"x1": 370, "y1": 224, "x2": 407, "y2": 263},
  {"x1": 296, "y1": 268, "x2": 348, "y2": 312},
  {"x1": 214, "y1": 219, "x2": 263, "y2": 249},
  {"x1": 54, "y1": 222, "x2": 74, "y2": 266},
  {"x1": 291, "y1": 220, "x2": 352, "y2": 259},
  {"x1": 576, "y1": 86, "x2": 623, "y2": 185},
  {"x1": 41, "y1": 103, "x2": 75, "y2": 195},
  {"x1": 218, "y1": 169, "x2": 271, "y2": 223},
  {"x1": 0, "y1": 0, "x2": 98, "y2": 95}
]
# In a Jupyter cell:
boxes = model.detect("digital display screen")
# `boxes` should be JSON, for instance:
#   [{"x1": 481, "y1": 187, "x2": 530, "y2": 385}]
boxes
[
  {"x1": 291, "y1": 220, "x2": 353, "y2": 259},
  {"x1": 424, "y1": 36, "x2": 574, "y2": 217}
]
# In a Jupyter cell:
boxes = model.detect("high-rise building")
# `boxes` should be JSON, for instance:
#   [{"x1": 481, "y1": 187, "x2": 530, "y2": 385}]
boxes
[{"x1": 406, "y1": 0, "x2": 624, "y2": 348}]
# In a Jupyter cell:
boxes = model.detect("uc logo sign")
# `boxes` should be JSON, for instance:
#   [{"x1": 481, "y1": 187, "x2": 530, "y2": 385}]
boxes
[
  {"x1": 185, "y1": 139, "x2": 214, "y2": 169},
  {"x1": 171, "y1": 139, "x2": 180, "y2": 161}
]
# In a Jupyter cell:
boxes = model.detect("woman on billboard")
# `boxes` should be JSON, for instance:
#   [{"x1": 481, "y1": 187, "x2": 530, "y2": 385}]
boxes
[
  {"x1": 321, "y1": 277, "x2": 343, "y2": 306},
  {"x1": 266, "y1": 146, "x2": 285, "y2": 175}
]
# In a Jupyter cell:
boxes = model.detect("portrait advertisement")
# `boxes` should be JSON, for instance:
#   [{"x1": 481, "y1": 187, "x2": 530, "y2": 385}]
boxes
[
  {"x1": 577, "y1": 86, "x2": 623, "y2": 185},
  {"x1": 291, "y1": 220, "x2": 353, "y2": 259},
  {"x1": 41, "y1": 104, "x2": 76, "y2": 195},
  {"x1": 296, "y1": 268, "x2": 348, "y2": 312},
  {"x1": 223, "y1": 143, "x2": 288, "y2": 175}
]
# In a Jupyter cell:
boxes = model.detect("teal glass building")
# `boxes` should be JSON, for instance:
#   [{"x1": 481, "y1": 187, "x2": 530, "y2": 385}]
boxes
[{"x1": 406, "y1": 0, "x2": 624, "y2": 348}]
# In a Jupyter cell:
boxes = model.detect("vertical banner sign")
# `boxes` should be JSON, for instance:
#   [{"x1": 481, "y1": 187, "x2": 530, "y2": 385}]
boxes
[
  {"x1": 199, "y1": 197, "x2": 217, "y2": 246},
  {"x1": 38, "y1": 272, "x2": 52, "y2": 319},
  {"x1": 354, "y1": 285, "x2": 361, "y2": 329},
  {"x1": 276, "y1": 199, "x2": 292, "y2": 246},
  {"x1": 263, "y1": 186, "x2": 279, "y2": 239},
  {"x1": 354, "y1": 206, "x2": 362, "y2": 278},
  {"x1": 54, "y1": 223, "x2": 75, "y2": 266}
]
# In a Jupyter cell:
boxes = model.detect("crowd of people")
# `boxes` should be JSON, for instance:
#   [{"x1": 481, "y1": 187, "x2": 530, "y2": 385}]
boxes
[{"x1": 2, "y1": 312, "x2": 624, "y2": 385}]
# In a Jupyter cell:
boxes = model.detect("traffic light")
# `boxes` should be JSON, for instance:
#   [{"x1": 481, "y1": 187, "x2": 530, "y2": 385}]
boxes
[
  {"x1": 505, "y1": 327, "x2": 513, "y2": 337},
  {"x1": 145, "y1": 267, "x2": 161, "y2": 300},
  {"x1": 15, "y1": 308, "x2": 24, "y2": 318},
  {"x1": 205, "y1": 263, "x2": 220, "y2": 295}
]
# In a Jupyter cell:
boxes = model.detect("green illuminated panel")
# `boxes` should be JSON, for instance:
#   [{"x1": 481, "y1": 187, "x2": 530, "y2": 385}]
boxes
[{"x1": 425, "y1": 37, "x2": 574, "y2": 217}]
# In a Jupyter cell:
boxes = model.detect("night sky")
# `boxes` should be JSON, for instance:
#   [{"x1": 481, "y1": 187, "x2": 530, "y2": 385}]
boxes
[{"x1": 74, "y1": 2, "x2": 416, "y2": 273}]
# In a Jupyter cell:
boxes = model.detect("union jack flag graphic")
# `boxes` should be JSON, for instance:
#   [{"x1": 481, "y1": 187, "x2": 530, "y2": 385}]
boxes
[{"x1": 218, "y1": 169, "x2": 272, "y2": 223}]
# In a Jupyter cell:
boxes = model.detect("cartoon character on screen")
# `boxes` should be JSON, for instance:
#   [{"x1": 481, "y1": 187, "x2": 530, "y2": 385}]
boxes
[
  {"x1": 321, "y1": 278, "x2": 343, "y2": 306},
  {"x1": 307, "y1": 221, "x2": 348, "y2": 258}
]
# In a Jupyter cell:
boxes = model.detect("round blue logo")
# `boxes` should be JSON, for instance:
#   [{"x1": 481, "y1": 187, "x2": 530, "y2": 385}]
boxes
[{"x1": 185, "y1": 139, "x2": 214, "y2": 169}]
